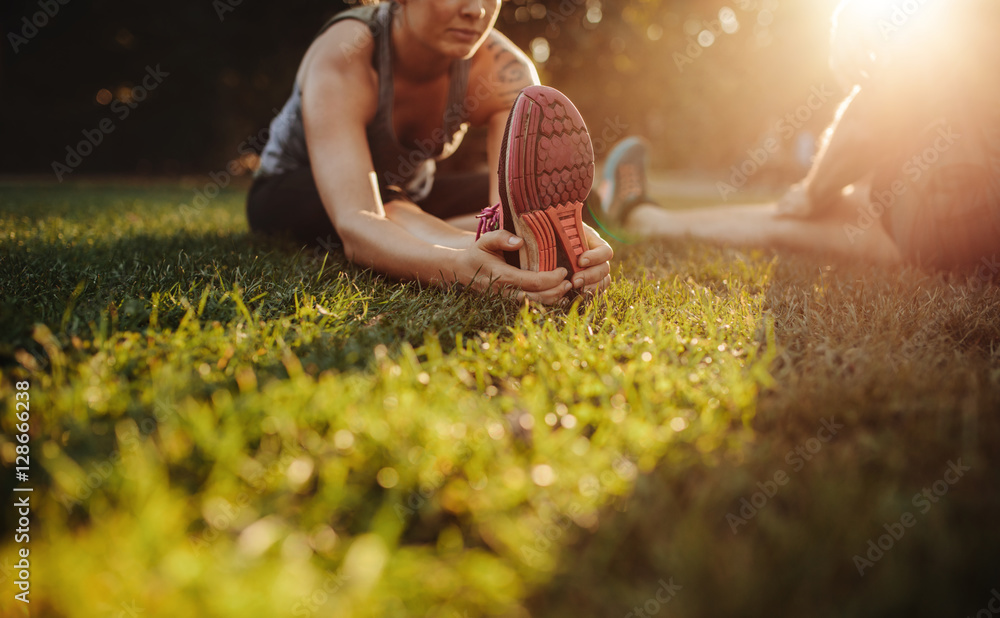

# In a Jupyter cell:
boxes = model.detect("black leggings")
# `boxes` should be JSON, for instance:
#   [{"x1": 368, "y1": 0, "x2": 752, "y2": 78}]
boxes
[{"x1": 246, "y1": 168, "x2": 490, "y2": 248}]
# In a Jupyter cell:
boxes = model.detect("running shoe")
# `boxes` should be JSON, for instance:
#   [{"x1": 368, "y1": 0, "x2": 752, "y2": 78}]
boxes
[
  {"x1": 589, "y1": 136, "x2": 653, "y2": 239},
  {"x1": 496, "y1": 85, "x2": 595, "y2": 276}
]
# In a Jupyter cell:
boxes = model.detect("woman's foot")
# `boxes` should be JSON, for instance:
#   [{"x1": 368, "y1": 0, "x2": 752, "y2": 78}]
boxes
[{"x1": 496, "y1": 85, "x2": 595, "y2": 276}]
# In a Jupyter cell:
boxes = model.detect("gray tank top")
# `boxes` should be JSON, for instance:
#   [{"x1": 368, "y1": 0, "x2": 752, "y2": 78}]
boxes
[{"x1": 257, "y1": 1, "x2": 471, "y2": 201}]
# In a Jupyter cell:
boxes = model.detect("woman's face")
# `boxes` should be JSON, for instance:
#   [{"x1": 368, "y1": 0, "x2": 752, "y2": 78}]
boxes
[{"x1": 396, "y1": 0, "x2": 502, "y2": 60}]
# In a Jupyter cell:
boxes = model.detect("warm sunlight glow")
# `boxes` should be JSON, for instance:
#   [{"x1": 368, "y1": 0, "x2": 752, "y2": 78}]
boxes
[{"x1": 830, "y1": 0, "x2": 953, "y2": 82}]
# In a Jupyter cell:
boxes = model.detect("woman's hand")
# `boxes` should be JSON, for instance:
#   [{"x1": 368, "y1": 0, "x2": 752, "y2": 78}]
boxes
[
  {"x1": 458, "y1": 230, "x2": 574, "y2": 305},
  {"x1": 572, "y1": 224, "x2": 613, "y2": 297},
  {"x1": 776, "y1": 182, "x2": 815, "y2": 219},
  {"x1": 451, "y1": 224, "x2": 614, "y2": 304}
]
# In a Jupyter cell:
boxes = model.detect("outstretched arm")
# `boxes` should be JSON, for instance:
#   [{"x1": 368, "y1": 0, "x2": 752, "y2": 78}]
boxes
[
  {"x1": 300, "y1": 22, "x2": 572, "y2": 303},
  {"x1": 780, "y1": 83, "x2": 907, "y2": 218}
]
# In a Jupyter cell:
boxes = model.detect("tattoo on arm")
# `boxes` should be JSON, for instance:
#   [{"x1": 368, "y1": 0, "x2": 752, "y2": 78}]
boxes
[
  {"x1": 485, "y1": 39, "x2": 534, "y2": 106},
  {"x1": 498, "y1": 62, "x2": 527, "y2": 102}
]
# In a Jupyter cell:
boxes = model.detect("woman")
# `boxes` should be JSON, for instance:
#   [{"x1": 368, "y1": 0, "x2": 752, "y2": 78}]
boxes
[
  {"x1": 592, "y1": 0, "x2": 1000, "y2": 272},
  {"x1": 246, "y1": 0, "x2": 613, "y2": 305}
]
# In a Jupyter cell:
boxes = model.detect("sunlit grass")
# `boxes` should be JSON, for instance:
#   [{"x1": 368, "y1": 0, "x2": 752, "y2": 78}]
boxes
[{"x1": 1, "y1": 181, "x2": 998, "y2": 617}]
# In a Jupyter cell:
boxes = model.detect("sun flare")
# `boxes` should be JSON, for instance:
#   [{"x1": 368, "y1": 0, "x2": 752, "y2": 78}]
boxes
[{"x1": 829, "y1": 0, "x2": 970, "y2": 84}]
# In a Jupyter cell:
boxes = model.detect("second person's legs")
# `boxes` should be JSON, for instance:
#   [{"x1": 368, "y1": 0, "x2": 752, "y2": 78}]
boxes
[
  {"x1": 595, "y1": 138, "x2": 902, "y2": 265},
  {"x1": 624, "y1": 185, "x2": 902, "y2": 265}
]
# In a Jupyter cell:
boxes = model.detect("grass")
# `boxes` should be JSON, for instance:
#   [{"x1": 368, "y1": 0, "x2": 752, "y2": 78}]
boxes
[{"x1": 1, "y1": 180, "x2": 998, "y2": 617}]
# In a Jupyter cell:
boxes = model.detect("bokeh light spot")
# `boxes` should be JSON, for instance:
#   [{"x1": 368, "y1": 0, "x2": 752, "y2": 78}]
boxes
[
  {"x1": 531, "y1": 464, "x2": 555, "y2": 487},
  {"x1": 720, "y1": 6, "x2": 740, "y2": 34},
  {"x1": 333, "y1": 429, "x2": 354, "y2": 450},
  {"x1": 115, "y1": 85, "x2": 134, "y2": 104},
  {"x1": 531, "y1": 37, "x2": 550, "y2": 64},
  {"x1": 115, "y1": 28, "x2": 134, "y2": 49},
  {"x1": 376, "y1": 467, "x2": 399, "y2": 489}
]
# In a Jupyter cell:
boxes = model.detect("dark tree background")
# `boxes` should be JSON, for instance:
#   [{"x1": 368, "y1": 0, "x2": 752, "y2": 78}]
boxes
[{"x1": 0, "y1": 0, "x2": 843, "y2": 179}]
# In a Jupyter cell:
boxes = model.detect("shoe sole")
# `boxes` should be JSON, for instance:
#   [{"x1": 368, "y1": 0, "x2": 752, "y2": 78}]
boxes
[{"x1": 499, "y1": 86, "x2": 595, "y2": 275}]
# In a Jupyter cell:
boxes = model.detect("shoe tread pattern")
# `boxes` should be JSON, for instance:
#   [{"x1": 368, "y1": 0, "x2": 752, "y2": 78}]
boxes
[{"x1": 499, "y1": 86, "x2": 594, "y2": 276}]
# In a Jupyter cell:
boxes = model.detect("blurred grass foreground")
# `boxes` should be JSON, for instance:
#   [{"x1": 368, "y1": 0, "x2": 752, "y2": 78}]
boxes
[{"x1": 1, "y1": 182, "x2": 1000, "y2": 617}]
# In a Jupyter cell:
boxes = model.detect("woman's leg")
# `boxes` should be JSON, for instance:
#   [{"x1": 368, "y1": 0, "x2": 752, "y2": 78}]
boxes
[
  {"x1": 246, "y1": 166, "x2": 493, "y2": 251},
  {"x1": 624, "y1": 184, "x2": 903, "y2": 265},
  {"x1": 419, "y1": 170, "x2": 491, "y2": 232},
  {"x1": 246, "y1": 168, "x2": 341, "y2": 248}
]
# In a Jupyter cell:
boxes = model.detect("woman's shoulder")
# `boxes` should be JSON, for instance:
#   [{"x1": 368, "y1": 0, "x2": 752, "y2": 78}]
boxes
[
  {"x1": 473, "y1": 30, "x2": 536, "y2": 77},
  {"x1": 312, "y1": 18, "x2": 377, "y2": 68},
  {"x1": 466, "y1": 30, "x2": 540, "y2": 122},
  {"x1": 296, "y1": 18, "x2": 378, "y2": 90}
]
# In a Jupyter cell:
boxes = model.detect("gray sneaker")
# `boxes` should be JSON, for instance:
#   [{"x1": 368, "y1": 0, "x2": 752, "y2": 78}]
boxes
[{"x1": 589, "y1": 137, "x2": 654, "y2": 238}]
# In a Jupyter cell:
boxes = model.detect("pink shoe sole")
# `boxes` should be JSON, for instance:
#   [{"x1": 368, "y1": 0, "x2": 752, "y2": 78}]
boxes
[{"x1": 499, "y1": 85, "x2": 595, "y2": 275}]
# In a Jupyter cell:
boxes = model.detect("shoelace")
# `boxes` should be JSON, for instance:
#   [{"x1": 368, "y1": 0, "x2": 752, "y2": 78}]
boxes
[
  {"x1": 618, "y1": 163, "x2": 644, "y2": 203},
  {"x1": 475, "y1": 202, "x2": 502, "y2": 240}
]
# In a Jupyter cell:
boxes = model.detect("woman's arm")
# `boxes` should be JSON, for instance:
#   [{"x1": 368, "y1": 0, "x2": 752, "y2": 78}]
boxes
[
  {"x1": 802, "y1": 87, "x2": 879, "y2": 209},
  {"x1": 779, "y1": 83, "x2": 910, "y2": 218},
  {"x1": 299, "y1": 23, "x2": 573, "y2": 303}
]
